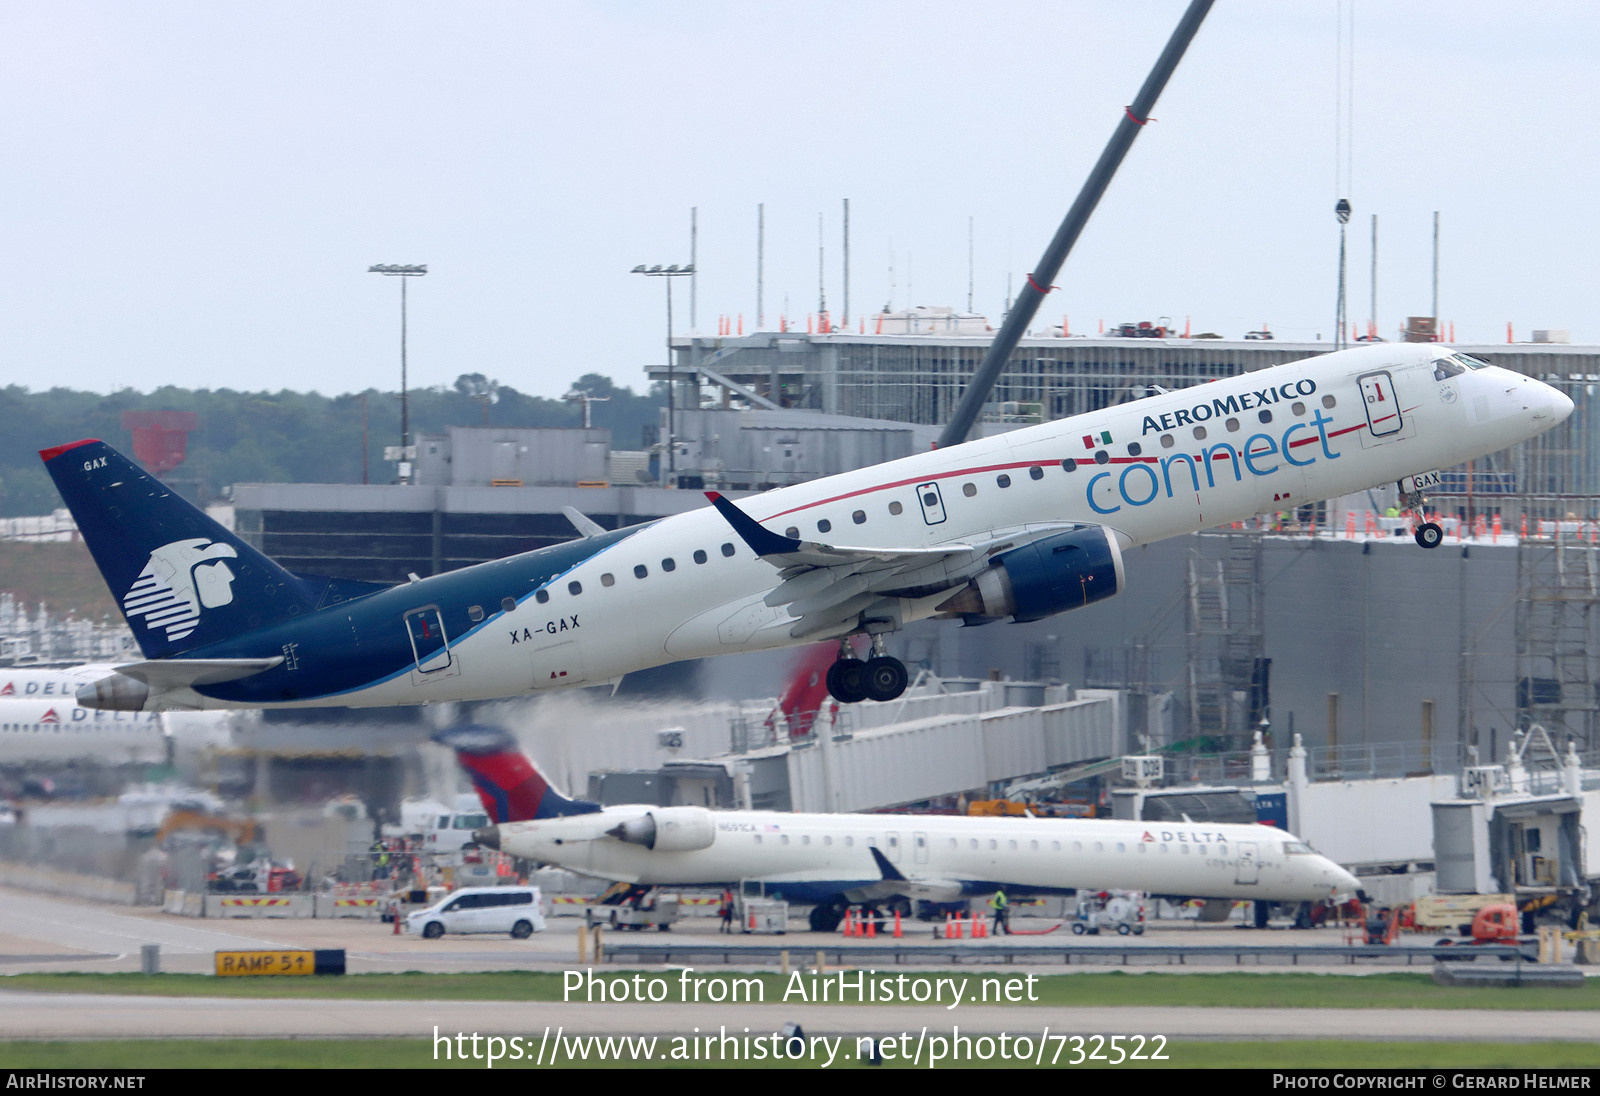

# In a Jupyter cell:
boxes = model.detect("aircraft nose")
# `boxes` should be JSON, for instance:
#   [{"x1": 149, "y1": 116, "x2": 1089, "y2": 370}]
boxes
[
  {"x1": 1326, "y1": 861, "x2": 1360, "y2": 898},
  {"x1": 1547, "y1": 384, "x2": 1575, "y2": 423}
]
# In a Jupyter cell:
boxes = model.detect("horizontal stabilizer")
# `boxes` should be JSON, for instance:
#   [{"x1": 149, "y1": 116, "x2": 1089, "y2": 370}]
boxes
[{"x1": 78, "y1": 658, "x2": 283, "y2": 711}]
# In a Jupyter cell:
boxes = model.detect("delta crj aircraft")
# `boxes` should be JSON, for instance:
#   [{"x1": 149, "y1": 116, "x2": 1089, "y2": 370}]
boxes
[
  {"x1": 0, "y1": 665, "x2": 226, "y2": 764},
  {"x1": 42, "y1": 342, "x2": 1571, "y2": 713},
  {"x1": 445, "y1": 726, "x2": 1361, "y2": 932}
]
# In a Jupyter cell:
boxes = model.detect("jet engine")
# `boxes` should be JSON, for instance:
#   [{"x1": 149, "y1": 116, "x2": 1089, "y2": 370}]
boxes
[
  {"x1": 936, "y1": 526, "x2": 1124, "y2": 623},
  {"x1": 604, "y1": 807, "x2": 716, "y2": 852}
]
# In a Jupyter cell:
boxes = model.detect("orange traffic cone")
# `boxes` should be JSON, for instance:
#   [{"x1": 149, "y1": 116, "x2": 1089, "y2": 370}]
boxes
[{"x1": 893, "y1": 909, "x2": 903, "y2": 938}]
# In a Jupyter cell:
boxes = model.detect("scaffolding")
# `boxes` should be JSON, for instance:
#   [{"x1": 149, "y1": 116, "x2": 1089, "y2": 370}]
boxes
[
  {"x1": 1186, "y1": 529, "x2": 1266, "y2": 748},
  {"x1": 1514, "y1": 532, "x2": 1600, "y2": 750}
]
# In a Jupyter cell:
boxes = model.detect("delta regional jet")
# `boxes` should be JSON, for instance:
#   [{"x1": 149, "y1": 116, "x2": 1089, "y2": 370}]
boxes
[
  {"x1": 439, "y1": 726, "x2": 1358, "y2": 932},
  {"x1": 41, "y1": 342, "x2": 1571, "y2": 713}
]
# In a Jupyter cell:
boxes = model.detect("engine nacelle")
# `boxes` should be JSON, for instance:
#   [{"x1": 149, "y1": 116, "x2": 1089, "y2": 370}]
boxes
[
  {"x1": 604, "y1": 807, "x2": 716, "y2": 852},
  {"x1": 937, "y1": 526, "x2": 1124, "y2": 623},
  {"x1": 77, "y1": 674, "x2": 150, "y2": 712}
]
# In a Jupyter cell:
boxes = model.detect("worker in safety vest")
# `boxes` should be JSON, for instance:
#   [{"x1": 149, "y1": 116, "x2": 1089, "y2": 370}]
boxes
[{"x1": 990, "y1": 888, "x2": 1011, "y2": 935}]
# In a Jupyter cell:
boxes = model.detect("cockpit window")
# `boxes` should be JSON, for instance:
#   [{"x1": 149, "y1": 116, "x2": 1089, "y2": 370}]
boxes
[
  {"x1": 1283, "y1": 841, "x2": 1314, "y2": 855},
  {"x1": 1434, "y1": 352, "x2": 1493, "y2": 381}
]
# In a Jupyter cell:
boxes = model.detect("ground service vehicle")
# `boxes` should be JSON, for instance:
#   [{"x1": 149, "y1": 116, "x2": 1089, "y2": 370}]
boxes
[{"x1": 405, "y1": 885, "x2": 546, "y2": 939}]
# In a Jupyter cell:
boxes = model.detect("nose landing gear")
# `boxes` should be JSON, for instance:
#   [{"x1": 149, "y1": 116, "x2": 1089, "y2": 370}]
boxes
[
  {"x1": 825, "y1": 635, "x2": 909, "y2": 703},
  {"x1": 1399, "y1": 479, "x2": 1444, "y2": 550}
]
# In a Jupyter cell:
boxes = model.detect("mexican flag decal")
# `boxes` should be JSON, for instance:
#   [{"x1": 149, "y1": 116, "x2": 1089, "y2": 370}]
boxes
[{"x1": 1082, "y1": 429, "x2": 1112, "y2": 449}]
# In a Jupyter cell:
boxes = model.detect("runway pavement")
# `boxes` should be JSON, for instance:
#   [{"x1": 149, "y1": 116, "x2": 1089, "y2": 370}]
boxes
[{"x1": 2, "y1": 884, "x2": 1597, "y2": 1052}]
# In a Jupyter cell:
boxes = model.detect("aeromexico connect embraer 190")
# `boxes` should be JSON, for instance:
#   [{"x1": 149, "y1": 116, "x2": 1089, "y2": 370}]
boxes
[{"x1": 43, "y1": 343, "x2": 1571, "y2": 713}]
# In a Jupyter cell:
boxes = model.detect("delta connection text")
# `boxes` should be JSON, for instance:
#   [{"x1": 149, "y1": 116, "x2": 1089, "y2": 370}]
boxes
[{"x1": 562, "y1": 967, "x2": 1040, "y2": 1008}]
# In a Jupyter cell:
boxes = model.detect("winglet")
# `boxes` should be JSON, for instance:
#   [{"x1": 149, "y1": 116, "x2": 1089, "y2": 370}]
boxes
[
  {"x1": 705, "y1": 492, "x2": 803, "y2": 557},
  {"x1": 561, "y1": 505, "x2": 605, "y2": 539},
  {"x1": 869, "y1": 845, "x2": 908, "y2": 883}
]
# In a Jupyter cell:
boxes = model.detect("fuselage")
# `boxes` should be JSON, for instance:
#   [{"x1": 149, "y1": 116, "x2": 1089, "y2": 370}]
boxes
[
  {"x1": 95, "y1": 342, "x2": 1572, "y2": 710},
  {"x1": 489, "y1": 807, "x2": 1361, "y2": 905}
]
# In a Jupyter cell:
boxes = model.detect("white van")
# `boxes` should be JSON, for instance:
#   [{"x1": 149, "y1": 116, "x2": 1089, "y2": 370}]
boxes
[{"x1": 406, "y1": 886, "x2": 546, "y2": 939}]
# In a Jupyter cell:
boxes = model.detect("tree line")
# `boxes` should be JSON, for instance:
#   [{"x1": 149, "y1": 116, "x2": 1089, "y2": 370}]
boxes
[{"x1": 0, "y1": 373, "x2": 664, "y2": 515}]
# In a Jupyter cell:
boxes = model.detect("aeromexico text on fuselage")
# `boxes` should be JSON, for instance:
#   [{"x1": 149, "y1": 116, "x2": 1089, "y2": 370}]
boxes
[
  {"x1": 1140, "y1": 378, "x2": 1320, "y2": 435},
  {"x1": 1086, "y1": 376, "x2": 1342, "y2": 518}
]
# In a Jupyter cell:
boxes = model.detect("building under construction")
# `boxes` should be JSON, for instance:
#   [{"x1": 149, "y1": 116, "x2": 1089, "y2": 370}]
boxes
[{"x1": 660, "y1": 326, "x2": 1599, "y2": 523}]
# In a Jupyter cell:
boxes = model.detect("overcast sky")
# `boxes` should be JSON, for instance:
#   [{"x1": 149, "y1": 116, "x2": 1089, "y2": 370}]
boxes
[{"x1": 2, "y1": 1, "x2": 1596, "y2": 401}]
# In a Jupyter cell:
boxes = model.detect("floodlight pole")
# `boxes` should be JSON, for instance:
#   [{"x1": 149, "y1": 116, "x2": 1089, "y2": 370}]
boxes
[
  {"x1": 632, "y1": 264, "x2": 695, "y2": 483},
  {"x1": 368, "y1": 264, "x2": 428, "y2": 483}
]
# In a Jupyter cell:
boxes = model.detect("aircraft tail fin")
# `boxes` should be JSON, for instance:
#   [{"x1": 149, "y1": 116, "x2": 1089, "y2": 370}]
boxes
[
  {"x1": 434, "y1": 726, "x2": 602, "y2": 823},
  {"x1": 40, "y1": 439, "x2": 330, "y2": 659}
]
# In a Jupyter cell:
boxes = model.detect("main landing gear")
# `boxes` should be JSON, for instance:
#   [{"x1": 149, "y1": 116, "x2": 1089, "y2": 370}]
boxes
[{"x1": 824, "y1": 636, "x2": 909, "y2": 704}]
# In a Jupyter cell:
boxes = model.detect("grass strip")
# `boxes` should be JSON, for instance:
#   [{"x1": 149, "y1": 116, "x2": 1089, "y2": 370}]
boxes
[{"x1": 1, "y1": 969, "x2": 1595, "y2": 1010}]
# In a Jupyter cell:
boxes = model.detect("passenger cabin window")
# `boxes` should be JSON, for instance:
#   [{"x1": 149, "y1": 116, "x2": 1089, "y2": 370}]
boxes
[
  {"x1": 721, "y1": 543, "x2": 735, "y2": 557},
  {"x1": 1029, "y1": 466, "x2": 1044, "y2": 480},
  {"x1": 567, "y1": 581, "x2": 582, "y2": 596},
  {"x1": 1160, "y1": 435, "x2": 1175, "y2": 449},
  {"x1": 1125, "y1": 444, "x2": 1141, "y2": 458},
  {"x1": 1257, "y1": 409, "x2": 1273, "y2": 424},
  {"x1": 1094, "y1": 450, "x2": 1109, "y2": 465},
  {"x1": 534, "y1": 590, "x2": 549, "y2": 605},
  {"x1": 662, "y1": 558, "x2": 675, "y2": 572},
  {"x1": 694, "y1": 550, "x2": 708, "y2": 564},
  {"x1": 963, "y1": 483, "x2": 977, "y2": 497},
  {"x1": 888, "y1": 501, "x2": 904, "y2": 515},
  {"x1": 1292, "y1": 401, "x2": 1306, "y2": 416},
  {"x1": 1225, "y1": 417, "x2": 1240, "y2": 432},
  {"x1": 601, "y1": 573, "x2": 615, "y2": 587},
  {"x1": 468, "y1": 605, "x2": 485, "y2": 622},
  {"x1": 785, "y1": 527, "x2": 799, "y2": 539},
  {"x1": 1062, "y1": 458, "x2": 1077, "y2": 472},
  {"x1": 1322, "y1": 394, "x2": 1337, "y2": 409},
  {"x1": 852, "y1": 510, "x2": 866, "y2": 524},
  {"x1": 817, "y1": 519, "x2": 832, "y2": 533},
  {"x1": 997, "y1": 474, "x2": 1011, "y2": 488},
  {"x1": 634, "y1": 565, "x2": 648, "y2": 579},
  {"x1": 502, "y1": 596, "x2": 518, "y2": 612}
]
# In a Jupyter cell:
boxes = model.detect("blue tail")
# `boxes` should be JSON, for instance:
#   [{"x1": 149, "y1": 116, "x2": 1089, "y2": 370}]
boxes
[{"x1": 40, "y1": 439, "x2": 378, "y2": 659}]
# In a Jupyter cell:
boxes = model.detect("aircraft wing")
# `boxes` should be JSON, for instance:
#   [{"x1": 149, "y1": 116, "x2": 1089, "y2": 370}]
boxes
[
  {"x1": 706, "y1": 491, "x2": 1087, "y2": 638},
  {"x1": 846, "y1": 846, "x2": 965, "y2": 904}
]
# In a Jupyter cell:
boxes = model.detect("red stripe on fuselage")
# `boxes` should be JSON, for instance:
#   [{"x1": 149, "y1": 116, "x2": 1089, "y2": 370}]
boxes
[{"x1": 756, "y1": 411, "x2": 1408, "y2": 524}]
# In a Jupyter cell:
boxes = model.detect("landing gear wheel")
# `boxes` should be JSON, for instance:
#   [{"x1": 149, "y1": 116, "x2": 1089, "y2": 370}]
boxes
[
  {"x1": 827, "y1": 659, "x2": 869, "y2": 704},
  {"x1": 864, "y1": 656, "x2": 909, "y2": 702},
  {"x1": 1415, "y1": 522, "x2": 1444, "y2": 549},
  {"x1": 809, "y1": 900, "x2": 847, "y2": 933}
]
